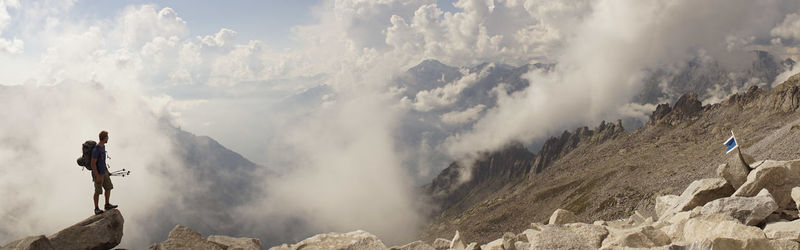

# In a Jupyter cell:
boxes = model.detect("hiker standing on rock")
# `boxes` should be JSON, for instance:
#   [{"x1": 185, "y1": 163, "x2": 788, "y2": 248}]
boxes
[{"x1": 91, "y1": 130, "x2": 118, "y2": 215}]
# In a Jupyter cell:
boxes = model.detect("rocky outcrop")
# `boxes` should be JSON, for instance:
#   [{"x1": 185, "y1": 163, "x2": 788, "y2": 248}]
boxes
[
  {"x1": 424, "y1": 142, "x2": 535, "y2": 214},
  {"x1": 2, "y1": 209, "x2": 124, "y2": 250},
  {"x1": 48, "y1": 209, "x2": 124, "y2": 250},
  {"x1": 701, "y1": 188, "x2": 778, "y2": 226},
  {"x1": 647, "y1": 93, "x2": 703, "y2": 126},
  {"x1": 531, "y1": 120, "x2": 624, "y2": 174},
  {"x1": 548, "y1": 208, "x2": 582, "y2": 225},
  {"x1": 268, "y1": 230, "x2": 387, "y2": 250},
  {"x1": 762, "y1": 73, "x2": 800, "y2": 112},
  {"x1": 733, "y1": 160, "x2": 800, "y2": 209}
]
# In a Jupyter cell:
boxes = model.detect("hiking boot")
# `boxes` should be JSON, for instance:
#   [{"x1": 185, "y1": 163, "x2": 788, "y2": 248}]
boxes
[
  {"x1": 94, "y1": 208, "x2": 104, "y2": 215},
  {"x1": 104, "y1": 203, "x2": 118, "y2": 210}
]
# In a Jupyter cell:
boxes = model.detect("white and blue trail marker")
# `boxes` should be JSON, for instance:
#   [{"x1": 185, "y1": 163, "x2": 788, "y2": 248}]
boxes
[{"x1": 724, "y1": 131, "x2": 738, "y2": 154}]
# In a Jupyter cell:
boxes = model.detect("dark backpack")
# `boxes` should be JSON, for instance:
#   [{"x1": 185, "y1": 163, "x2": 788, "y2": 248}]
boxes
[{"x1": 76, "y1": 140, "x2": 97, "y2": 171}]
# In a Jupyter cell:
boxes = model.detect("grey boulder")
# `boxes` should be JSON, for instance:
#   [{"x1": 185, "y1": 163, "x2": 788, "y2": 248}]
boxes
[
  {"x1": 526, "y1": 223, "x2": 609, "y2": 249},
  {"x1": 47, "y1": 209, "x2": 124, "y2": 250},
  {"x1": 701, "y1": 188, "x2": 778, "y2": 226}
]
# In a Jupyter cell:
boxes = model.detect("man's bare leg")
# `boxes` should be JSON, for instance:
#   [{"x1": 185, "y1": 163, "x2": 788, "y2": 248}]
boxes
[
  {"x1": 104, "y1": 189, "x2": 111, "y2": 206},
  {"x1": 93, "y1": 193, "x2": 100, "y2": 209}
]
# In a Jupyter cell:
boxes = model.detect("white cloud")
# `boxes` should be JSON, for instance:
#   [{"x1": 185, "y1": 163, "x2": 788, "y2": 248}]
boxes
[
  {"x1": 118, "y1": 5, "x2": 187, "y2": 49},
  {"x1": 199, "y1": 28, "x2": 237, "y2": 47},
  {"x1": 772, "y1": 12, "x2": 800, "y2": 41},
  {"x1": 444, "y1": 0, "x2": 800, "y2": 157},
  {"x1": 0, "y1": 36, "x2": 21, "y2": 53},
  {"x1": 410, "y1": 67, "x2": 488, "y2": 112},
  {"x1": 441, "y1": 104, "x2": 487, "y2": 124},
  {"x1": 0, "y1": 0, "x2": 22, "y2": 54}
]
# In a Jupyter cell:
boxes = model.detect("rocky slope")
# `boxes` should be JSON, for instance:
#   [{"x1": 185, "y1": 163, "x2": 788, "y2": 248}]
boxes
[
  {"x1": 418, "y1": 72, "x2": 800, "y2": 244},
  {"x1": 423, "y1": 119, "x2": 626, "y2": 220},
  {"x1": 265, "y1": 153, "x2": 800, "y2": 249}
]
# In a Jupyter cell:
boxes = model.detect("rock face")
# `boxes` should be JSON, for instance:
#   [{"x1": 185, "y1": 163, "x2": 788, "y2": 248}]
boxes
[
  {"x1": 701, "y1": 188, "x2": 778, "y2": 226},
  {"x1": 47, "y1": 209, "x2": 124, "y2": 250},
  {"x1": 148, "y1": 225, "x2": 222, "y2": 250},
  {"x1": 548, "y1": 208, "x2": 582, "y2": 225},
  {"x1": 268, "y1": 230, "x2": 387, "y2": 250},
  {"x1": 1, "y1": 235, "x2": 54, "y2": 250},
  {"x1": 524, "y1": 223, "x2": 609, "y2": 249},
  {"x1": 207, "y1": 235, "x2": 263, "y2": 250},
  {"x1": 733, "y1": 160, "x2": 800, "y2": 209}
]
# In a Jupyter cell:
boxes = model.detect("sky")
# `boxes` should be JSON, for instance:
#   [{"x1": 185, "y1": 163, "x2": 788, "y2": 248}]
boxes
[{"x1": 2, "y1": 0, "x2": 800, "y2": 248}]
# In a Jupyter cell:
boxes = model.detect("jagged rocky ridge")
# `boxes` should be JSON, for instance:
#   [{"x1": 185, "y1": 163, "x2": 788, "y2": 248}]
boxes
[{"x1": 424, "y1": 118, "x2": 626, "y2": 218}]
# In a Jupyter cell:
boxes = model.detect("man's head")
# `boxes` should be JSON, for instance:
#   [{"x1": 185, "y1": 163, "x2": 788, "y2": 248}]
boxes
[{"x1": 99, "y1": 130, "x2": 109, "y2": 144}]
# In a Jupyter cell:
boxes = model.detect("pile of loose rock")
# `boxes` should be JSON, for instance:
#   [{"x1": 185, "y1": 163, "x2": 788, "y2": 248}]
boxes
[{"x1": 268, "y1": 154, "x2": 800, "y2": 250}]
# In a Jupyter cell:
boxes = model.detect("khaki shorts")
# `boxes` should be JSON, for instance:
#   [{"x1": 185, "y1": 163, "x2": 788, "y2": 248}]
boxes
[{"x1": 93, "y1": 172, "x2": 113, "y2": 195}]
